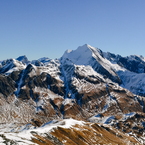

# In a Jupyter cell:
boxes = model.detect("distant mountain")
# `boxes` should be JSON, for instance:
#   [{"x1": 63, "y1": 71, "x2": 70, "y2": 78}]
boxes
[
  {"x1": 0, "y1": 44, "x2": 145, "y2": 144},
  {"x1": 16, "y1": 55, "x2": 30, "y2": 64}
]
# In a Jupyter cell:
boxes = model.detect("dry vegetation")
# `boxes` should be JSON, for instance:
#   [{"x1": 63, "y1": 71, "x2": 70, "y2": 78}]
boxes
[{"x1": 31, "y1": 122, "x2": 140, "y2": 145}]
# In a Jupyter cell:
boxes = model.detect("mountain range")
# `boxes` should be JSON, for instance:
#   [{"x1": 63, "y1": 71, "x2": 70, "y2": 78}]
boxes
[{"x1": 0, "y1": 44, "x2": 145, "y2": 144}]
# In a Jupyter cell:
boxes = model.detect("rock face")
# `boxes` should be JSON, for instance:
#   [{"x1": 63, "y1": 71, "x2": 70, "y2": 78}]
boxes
[{"x1": 0, "y1": 44, "x2": 145, "y2": 144}]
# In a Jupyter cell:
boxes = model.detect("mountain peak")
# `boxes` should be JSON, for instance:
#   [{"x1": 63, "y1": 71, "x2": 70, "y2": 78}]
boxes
[
  {"x1": 61, "y1": 44, "x2": 95, "y2": 65},
  {"x1": 16, "y1": 55, "x2": 29, "y2": 64},
  {"x1": 81, "y1": 43, "x2": 91, "y2": 48},
  {"x1": 61, "y1": 44, "x2": 105, "y2": 65}
]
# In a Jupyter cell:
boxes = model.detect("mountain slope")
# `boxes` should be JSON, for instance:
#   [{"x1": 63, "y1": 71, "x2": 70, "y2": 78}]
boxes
[
  {"x1": 0, "y1": 44, "x2": 145, "y2": 144},
  {"x1": 0, "y1": 119, "x2": 141, "y2": 145},
  {"x1": 62, "y1": 44, "x2": 121, "y2": 84}
]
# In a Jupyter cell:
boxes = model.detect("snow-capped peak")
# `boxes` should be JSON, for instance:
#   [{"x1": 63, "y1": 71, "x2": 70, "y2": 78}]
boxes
[
  {"x1": 61, "y1": 44, "x2": 98, "y2": 65},
  {"x1": 16, "y1": 55, "x2": 29, "y2": 64}
]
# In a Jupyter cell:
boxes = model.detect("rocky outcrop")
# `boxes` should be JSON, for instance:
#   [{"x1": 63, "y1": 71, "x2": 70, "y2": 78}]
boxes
[{"x1": 0, "y1": 75, "x2": 15, "y2": 97}]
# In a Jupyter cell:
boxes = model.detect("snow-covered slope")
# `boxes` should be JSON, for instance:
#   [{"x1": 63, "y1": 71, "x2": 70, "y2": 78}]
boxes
[
  {"x1": 0, "y1": 59, "x2": 26, "y2": 74},
  {"x1": 62, "y1": 44, "x2": 121, "y2": 84},
  {"x1": 103, "y1": 51, "x2": 145, "y2": 96}
]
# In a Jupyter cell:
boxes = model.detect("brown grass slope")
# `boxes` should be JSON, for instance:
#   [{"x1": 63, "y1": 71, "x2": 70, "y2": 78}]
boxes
[{"x1": 32, "y1": 122, "x2": 140, "y2": 145}]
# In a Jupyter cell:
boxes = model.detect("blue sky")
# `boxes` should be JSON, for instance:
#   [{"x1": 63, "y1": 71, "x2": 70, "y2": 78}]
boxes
[{"x1": 1, "y1": 0, "x2": 145, "y2": 60}]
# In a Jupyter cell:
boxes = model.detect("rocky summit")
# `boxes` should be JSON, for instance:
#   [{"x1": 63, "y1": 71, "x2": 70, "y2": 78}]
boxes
[{"x1": 0, "y1": 44, "x2": 145, "y2": 144}]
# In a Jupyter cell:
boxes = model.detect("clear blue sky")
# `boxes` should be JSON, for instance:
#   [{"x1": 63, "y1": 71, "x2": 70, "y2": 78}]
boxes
[{"x1": 1, "y1": 0, "x2": 145, "y2": 60}]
